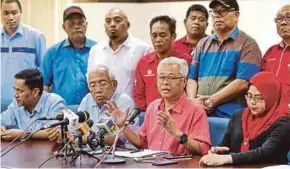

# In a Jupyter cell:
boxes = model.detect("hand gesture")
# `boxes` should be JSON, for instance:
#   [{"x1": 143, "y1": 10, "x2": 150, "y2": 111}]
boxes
[{"x1": 104, "y1": 101, "x2": 129, "y2": 127}]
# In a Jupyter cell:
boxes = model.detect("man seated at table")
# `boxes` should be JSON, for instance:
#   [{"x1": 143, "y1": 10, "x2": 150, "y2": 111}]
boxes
[
  {"x1": 106, "y1": 57, "x2": 211, "y2": 155},
  {"x1": 48, "y1": 65, "x2": 138, "y2": 148},
  {"x1": 0, "y1": 69, "x2": 66, "y2": 140}
]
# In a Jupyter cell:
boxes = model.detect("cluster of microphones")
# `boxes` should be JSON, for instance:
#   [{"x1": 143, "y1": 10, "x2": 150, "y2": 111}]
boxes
[
  {"x1": 1, "y1": 108, "x2": 141, "y2": 167},
  {"x1": 38, "y1": 108, "x2": 140, "y2": 150}
]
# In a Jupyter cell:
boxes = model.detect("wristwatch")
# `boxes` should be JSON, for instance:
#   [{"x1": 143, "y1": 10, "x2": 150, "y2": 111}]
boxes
[
  {"x1": 178, "y1": 133, "x2": 188, "y2": 144},
  {"x1": 204, "y1": 99, "x2": 214, "y2": 109}
]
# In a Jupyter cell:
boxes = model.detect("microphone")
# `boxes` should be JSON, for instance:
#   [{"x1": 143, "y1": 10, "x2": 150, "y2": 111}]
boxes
[
  {"x1": 96, "y1": 116, "x2": 120, "y2": 135},
  {"x1": 39, "y1": 110, "x2": 90, "y2": 132},
  {"x1": 125, "y1": 108, "x2": 141, "y2": 126},
  {"x1": 38, "y1": 110, "x2": 89, "y2": 121},
  {"x1": 76, "y1": 119, "x2": 94, "y2": 137}
]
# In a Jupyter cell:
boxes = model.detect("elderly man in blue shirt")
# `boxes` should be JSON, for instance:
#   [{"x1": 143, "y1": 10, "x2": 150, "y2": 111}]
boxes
[
  {"x1": 1, "y1": 0, "x2": 46, "y2": 112},
  {"x1": 78, "y1": 64, "x2": 139, "y2": 147},
  {"x1": 0, "y1": 69, "x2": 66, "y2": 140},
  {"x1": 41, "y1": 6, "x2": 96, "y2": 106}
]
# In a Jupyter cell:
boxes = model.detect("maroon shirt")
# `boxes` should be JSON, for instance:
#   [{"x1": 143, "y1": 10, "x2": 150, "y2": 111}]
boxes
[
  {"x1": 134, "y1": 50, "x2": 192, "y2": 111},
  {"x1": 172, "y1": 36, "x2": 195, "y2": 57}
]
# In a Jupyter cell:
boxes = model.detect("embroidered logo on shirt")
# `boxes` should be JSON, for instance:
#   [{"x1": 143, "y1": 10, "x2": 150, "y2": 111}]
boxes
[{"x1": 144, "y1": 69, "x2": 155, "y2": 77}]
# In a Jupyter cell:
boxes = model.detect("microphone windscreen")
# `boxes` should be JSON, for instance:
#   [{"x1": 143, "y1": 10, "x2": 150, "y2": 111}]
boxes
[{"x1": 76, "y1": 111, "x2": 90, "y2": 123}]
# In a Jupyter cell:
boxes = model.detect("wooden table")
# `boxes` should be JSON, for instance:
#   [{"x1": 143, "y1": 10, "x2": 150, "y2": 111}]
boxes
[{"x1": 1, "y1": 140, "x2": 272, "y2": 168}]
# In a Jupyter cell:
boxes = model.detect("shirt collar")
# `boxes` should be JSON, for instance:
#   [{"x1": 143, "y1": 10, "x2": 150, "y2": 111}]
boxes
[
  {"x1": 212, "y1": 27, "x2": 239, "y2": 41},
  {"x1": 63, "y1": 37, "x2": 93, "y2": 48},
  {"x1": 103, "y1": 34, "x2": 132, "y2": 50},
  {"x1": 32, "y1": 91, "x2": 47, "y2": 114},
  {"x1": 1, "y1": 23, "x2": 24, "y2": 37},
  {"x1": 158, "y1": 93, "x2": 188, "y2": 114},
  {"x1": 278, "y1": 41, "x2": 290, "y2": 48}
]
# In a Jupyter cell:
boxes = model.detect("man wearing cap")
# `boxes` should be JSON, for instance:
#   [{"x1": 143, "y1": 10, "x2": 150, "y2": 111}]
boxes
[
  {"x1": 1, "y1": 0, "x2": 46, "y2": 112},
  {"x1": 262, "y1": 5, "x2": 290, "y2": 110},
  {"x1": 88, "y1": 8, "x2": 152, "y2": 99},
  {"x1": 173, "y1": 4, "x2": 208, "y2": 57},
  {"x1": 41, "y1": 6, "x2": 96, "y2": 106},
  {"x1": 186, "y1": 0, "x2": 262, "y2": 118}
]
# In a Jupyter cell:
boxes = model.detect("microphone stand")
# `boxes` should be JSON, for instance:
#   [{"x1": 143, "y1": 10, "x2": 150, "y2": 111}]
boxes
[
  {"x1": 70, "y1": 133, "x2": 100, "y2": 165},
  {"x1": 101, "y1": 126, "x2": 126, "y2": 164},
  {"x1": 54, "y1": 124, "x2": 75, "y2": 160}
]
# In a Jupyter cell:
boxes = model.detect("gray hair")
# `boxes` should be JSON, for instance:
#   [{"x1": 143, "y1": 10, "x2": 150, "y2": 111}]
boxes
[
  {"x1": 157, "y1": 57, "x2": 189, "y2": 77},
  {"x1": 86, "y1": 64, "x2": 116, "y2": 84}
]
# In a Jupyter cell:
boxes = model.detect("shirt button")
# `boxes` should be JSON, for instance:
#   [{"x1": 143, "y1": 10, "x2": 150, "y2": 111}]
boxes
[
  {"x1": 159, "y1": 142, "x2": 161, "y2": 145},
  {"x1": 162, "y1": 130, "x2": 165, "y2": 132}
]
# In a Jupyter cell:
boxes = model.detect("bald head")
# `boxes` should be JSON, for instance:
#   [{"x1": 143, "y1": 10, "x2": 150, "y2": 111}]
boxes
[
  {"x1": 275, "y1": 5, "x2": 290, "y2": 43},
  {"x1": 105, "y1": 8, "x2": 130, "y2": 41}
]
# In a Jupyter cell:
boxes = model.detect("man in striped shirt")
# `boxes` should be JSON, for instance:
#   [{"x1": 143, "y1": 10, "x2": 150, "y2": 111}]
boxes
[{"x1": 187, "y1": 0, "x2": 262, "y2": 118}]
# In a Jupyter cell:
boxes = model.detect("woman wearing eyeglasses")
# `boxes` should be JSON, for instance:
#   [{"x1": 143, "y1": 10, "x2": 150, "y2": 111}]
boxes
[{"x1": 199, "y1": 71, "x2": 290, "y2": 166}]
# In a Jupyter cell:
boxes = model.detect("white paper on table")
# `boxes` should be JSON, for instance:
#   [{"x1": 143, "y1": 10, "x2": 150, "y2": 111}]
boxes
[
  {"x1": 262, "y1": 165, "x2": 290, "y2": 169},
  {"x1": 114, "y1": 149, "x2": 169, "y2": 158}
]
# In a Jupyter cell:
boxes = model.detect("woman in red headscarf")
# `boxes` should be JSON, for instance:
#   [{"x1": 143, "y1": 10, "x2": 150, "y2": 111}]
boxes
[{"x1": 200, "y1": 72, "x2": 290, "y2": 166}]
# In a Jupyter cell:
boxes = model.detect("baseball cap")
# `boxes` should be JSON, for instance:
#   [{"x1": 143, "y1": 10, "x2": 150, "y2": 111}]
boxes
[
  {"x1": 63, "y1": 6, "x2": 86, "y2": 22},
  {"x1": 209, "y1": 0, "x2": 239, "y2": 10}
]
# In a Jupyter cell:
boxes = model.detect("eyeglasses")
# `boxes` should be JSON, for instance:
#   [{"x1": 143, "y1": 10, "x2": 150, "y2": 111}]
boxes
[
  {"x1": 245, "y1": 93, "x2": 264, "y2": 103},
  {"x1": 157, "y1": 76, "x2": 185, "y2": 83},
  {"x1": 89, "y1": 80, "x2": 111, "y2": 89},
  {"x1": 274, "y1": 15, "x2": 290, "y2": 24},
  {"x1": 209, "y1": 9, "x2": 237, "y2": 17}
]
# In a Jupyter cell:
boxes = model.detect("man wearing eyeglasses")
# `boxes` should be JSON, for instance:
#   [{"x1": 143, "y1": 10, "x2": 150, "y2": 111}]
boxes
[
  {"x1": 186, "y1": 0, "x2": 262, "y2": 118},
  {"x1": 262, "y1": 5, "x2": 290, "y2": 111},
  {"x1": 106, "y1": 57, "x2": 211, "y2": 155},
  {"x1": 41, "y1": 6, "x2": 96, "y2": 107}
]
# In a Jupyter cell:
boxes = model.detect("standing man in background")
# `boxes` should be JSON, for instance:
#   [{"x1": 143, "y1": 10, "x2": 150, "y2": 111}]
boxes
[
  {"x1": 173, "y1": 4, "x2": 208, "y2": 57},
  {"x1": 41, "y1": 6, "x2": 96, "y2": 106},
  {"x1": 262, "y1": 5, "x2": 290, "y2": 110},
  {"x1": 1, "y1": 0, "x2": 46, "y2": 112},
  {"x1": 186, "y1": 0, "x2": 262, "y2": 118},
  {"x1": 88, "y1": 8, "x2": 152, "y2": 99},
  {"x1": 134, "y1": 15, "x2": 192, "y2": 113}
]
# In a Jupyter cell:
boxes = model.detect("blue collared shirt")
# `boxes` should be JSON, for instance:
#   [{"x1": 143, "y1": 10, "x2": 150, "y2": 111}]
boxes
[
  {"x1": 1, "y1": 23, "x2": 46, "y2": 111},
  {"x1": 41, "y1": 38, "x2": 96, "y2": 105},
  {"x1": 78, "y1": 90, "x2": 139, "y2": 147},
  {"x1": 0, "y1": 91, "x2": 66, "y2": 131}
]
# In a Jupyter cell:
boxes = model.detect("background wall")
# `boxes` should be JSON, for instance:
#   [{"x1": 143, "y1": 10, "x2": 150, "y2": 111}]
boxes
[{"x1": 1, "y1": 0, "x2": 289, "y2": 54}]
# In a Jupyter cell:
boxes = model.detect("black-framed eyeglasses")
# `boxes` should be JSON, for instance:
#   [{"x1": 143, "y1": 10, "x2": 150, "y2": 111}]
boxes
[
  {"x1": 209, "y1": 8, "x2": 237, "y2": 17},
  {"x1": 274, "y1": 15, "x2": 290, "y2": 24},
  {"x1": 157, "y1": 76, "x2": 185, "y2": 83},
  {"x1": 245, "y1": 93, "x2": 264, "y2": 103}
]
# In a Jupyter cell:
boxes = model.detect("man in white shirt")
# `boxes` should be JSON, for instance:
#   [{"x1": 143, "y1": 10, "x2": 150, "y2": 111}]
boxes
[{"x1": 88, "y1": 8, "x2": 152, "y2": 98}]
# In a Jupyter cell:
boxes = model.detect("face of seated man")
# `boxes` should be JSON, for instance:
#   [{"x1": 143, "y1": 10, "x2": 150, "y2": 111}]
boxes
[
  {"x1": 88, "y1": 70, "x2": 118, "y2": 106},
  {"x1": 157, "y1": 63, "x2": 187, "y2": 100},
  {"x1": 14, "y1": 79, "x2": 40, "y2": 111}
]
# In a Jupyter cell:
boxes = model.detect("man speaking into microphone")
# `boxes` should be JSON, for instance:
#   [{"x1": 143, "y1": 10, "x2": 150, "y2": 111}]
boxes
[
  {"x1": 107, "y1": 57, "x2": 211, "y2": 155},
  {"x1": 76, "y1": 65, "x2": 138, "y2": 147}
]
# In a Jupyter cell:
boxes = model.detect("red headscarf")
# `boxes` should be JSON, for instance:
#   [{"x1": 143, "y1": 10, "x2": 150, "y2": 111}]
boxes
[{"x1": 240, "y1": 72, "x2": 289, "y2": 152}]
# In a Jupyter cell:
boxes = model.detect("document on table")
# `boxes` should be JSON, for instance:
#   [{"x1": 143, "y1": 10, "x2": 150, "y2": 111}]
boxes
[
  {"x1": 262, "y1": 165, "x2": 290, "y2": 169},
  {"x1": 114, "y1": 149, "x2": 169, "y2": 158}
]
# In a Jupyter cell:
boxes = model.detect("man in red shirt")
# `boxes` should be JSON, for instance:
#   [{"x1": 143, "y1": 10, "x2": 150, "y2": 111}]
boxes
[
  {"x1": 134, "y1": 15, "x2": 192, "y2": 113},
  {"x1": 262, "y1": 5, "x2": 290, "y2": 109},
  {"x1": 106, "y1": 57, "x2": 211, "y2": 155},
  {"x1": 172, "y1": 4, "x2": 208, "y2": 56}
]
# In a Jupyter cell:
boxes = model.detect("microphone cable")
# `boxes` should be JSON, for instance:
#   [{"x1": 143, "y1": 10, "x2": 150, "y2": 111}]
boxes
[
  {"x1": 37, "y1": 139, "x2": 73, "y2": 168},
  {"x1": 1, "y1": 119, "x2": 39, "y2": 152},
  {"x1": 1, "y1": 128, "x2": 41, "y2": 157}
]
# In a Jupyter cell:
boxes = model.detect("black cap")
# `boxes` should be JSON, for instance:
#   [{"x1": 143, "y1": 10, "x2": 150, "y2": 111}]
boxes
[
  {"x1": 209, "y1": 0, "x2": 239, "y2": 10},
  {"x1": 63, "y1": 6, "x2": 86, "y2": 22}
]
